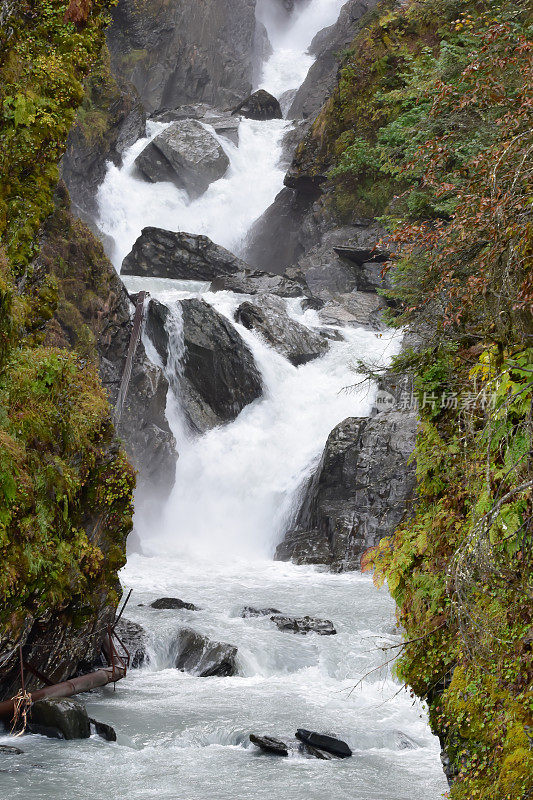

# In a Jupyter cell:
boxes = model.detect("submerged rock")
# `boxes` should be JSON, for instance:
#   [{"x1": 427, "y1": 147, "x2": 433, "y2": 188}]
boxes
[
  {"x1": 146, "y1": 297, "x2": 263, "y2": 434},
  {"x1": 295, "y1": 729, "x2": 352, "y2": 758},
  {"x1": 0, "y1": 745, "x2": 24, "y2": 755},
  {"x1": 232, "y1": 89, "x2": 282, "y2": 120},
  {"x1": 90, "y1": 719, "x2": 117, "y2": 742},
  {"x1": 150, "y1": 597, "x2": 200, "y2": 611},
  {"x1": 270, "y1": 615, "x2": 336, "y2": 636},
  {"x1": 241, "y1": 606, "x2": 282, "y2": 618},
  {"x1": 235, "y1": 295, "x2": 328, "y2": 365},
  {"x1": 29, "y1": 698, "x2": 90, "y2": 740},
  {"x1": 250, "y1": 734, "x2": 288, "y2": 756},
  {"x1": 174, "y1": 629, "x2": 238, "y2": 677},
  {"x1": 135, "y1": 119, "x2": 229, "y2": 197},
  {"x1": 114, "y1": 618, "x2": 148, "y2": 669},
  {"x1": 275, "y1": 412, "x2": 417, "y2": 571}
]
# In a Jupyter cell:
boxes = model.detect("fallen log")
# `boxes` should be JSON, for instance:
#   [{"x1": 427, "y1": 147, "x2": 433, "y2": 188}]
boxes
[{"x1": 0, "y1": 664, "x2": 126, "y2": 722}]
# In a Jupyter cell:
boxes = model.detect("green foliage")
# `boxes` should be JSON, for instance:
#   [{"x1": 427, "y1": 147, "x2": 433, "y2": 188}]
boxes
[{"x1": 0, "y1": 346, "x2": 134, "y2": 624}]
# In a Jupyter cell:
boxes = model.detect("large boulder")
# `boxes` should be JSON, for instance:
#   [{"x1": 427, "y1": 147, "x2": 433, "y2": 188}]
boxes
[
  {"x1": 174, "y1": 629, "x2": 238, "y2": 677},
  {"x1": 232, "y1": 89, "x2": 283, "y2": 121},
  {"x1": 29, "y1": 698, "x2": 90, "y2": 740},
  {"x1": 235, "y1": 295, "x2": 328, "y2": 366},
  {"x1": 152, "y1": 105, "x2": 240, "y2": 145},
  {"x1": 135, "y1": 119, "x2": 229, "y2": 197},
  {"x1": 275, "y1": 411, "x2": 417, "y2": 571},
  {"x1": 121, "y1": 228, "x2": 247, "y2": 280},
  {"x1": 121, "y1": 228, "x2": 309, "y2": 297},
  {"x1": 146, "y1": 297, "x2": 263, "y2": 433}
]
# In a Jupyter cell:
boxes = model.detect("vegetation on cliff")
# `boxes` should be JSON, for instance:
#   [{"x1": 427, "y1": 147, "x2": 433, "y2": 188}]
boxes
[
  {"x1": 306, "y1": 0, "x2": 533, "y2": 796},
  {"x1": 0, "y1": 1, "x2": 134, "y2": 649}
]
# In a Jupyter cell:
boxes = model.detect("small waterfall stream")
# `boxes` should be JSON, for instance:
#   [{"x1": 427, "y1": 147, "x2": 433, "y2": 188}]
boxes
[{"x1": 0, "y1": 2, "x2": 447, "y2": 797}]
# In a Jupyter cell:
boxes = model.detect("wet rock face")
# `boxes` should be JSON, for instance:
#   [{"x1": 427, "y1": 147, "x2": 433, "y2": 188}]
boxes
[
  {"x1": 61, "y1": 81, "x2": 146, "y2": 218},
  {"x1": 275, "y1": 412, "x2": 417, "y2": 571},
  {"x1": 107, "y1": 0, "x2": 258, "y2": 114},
  {"x1": 235, "y1": 295, "x2": 328, "y2": 365},
  {"x1": 29, "y1": 698, "x2": 90, "y2": 740},
  {"x1": 289, "y1": 0, "x2": 378, "y2": 120},
  {"x1": 174, "y1": 629, "x2": 238, "y2": 677},
  {"x1": 135, "y1": 119, "x2": 229, "y2": 198},
  {"x1": 232, "y1": 89, "x2": 283, "y2": 121},
  {"x1": 114, "y1": 618, "x2": 148, "y2": 669},
  {"x1": 146, "y1": 297, "x2": 263, "y2": 434}
]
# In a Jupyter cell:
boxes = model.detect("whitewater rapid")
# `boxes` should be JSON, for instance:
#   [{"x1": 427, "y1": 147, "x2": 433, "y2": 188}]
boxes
[{"x1": 0, "y1": 2, "x2": 447, "y2": 798}]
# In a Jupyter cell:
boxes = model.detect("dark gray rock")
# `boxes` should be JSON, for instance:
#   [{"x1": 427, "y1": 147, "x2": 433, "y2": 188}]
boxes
[
  {"x1": 114, "y1": 618, "x2": 148, "y2": 669},
  {"x1": 90, "y1": 719, "x2": 117, "y2": 742},
  {"x1": 0, "y1": 745, "x2": 24, "y2": 755},
  {"x1": 121, "y1": 228, "x2": 247, "y2": 281},
  {"x1": 241, "y1": 606, "x2": 282, "y2": 618},
  {"x1": 235, "y1": 295, "x2": 328, "y2": 365},
  {"x1": 146, "y1": 297, "x2": 263, "y2": 433},
  {"x1": 250, "y1": 734, "x2": 288, "y2": 756},
  {"x1": 135, "y1": 119, "x2": 229, "y2": 197},
  {"x1": 29, "y1": 699, "x2": 90, "y2": 740},
  {"x1": 174, "y1": 629, "x2": 238, "y2": 677},
  {"x1": 232, "y1": 89, "x2": 282, "y2": 121},
  {"x1": 107, "y1": 0, "x2": 258, "y2": 113},
  {"x1": 299, "y1": 742, "x2": 339, "y2": 760},
  {"x1": 150, "y1": 598, "x2": 200, "y2": 611},
  {"x1": 275, "y1": 412, "x2": 417, "y2": 571},
  {"x1": 270, "y1": 615, "x2": 336, "y2": 635},
  {"x1": 295, "y1": 729, "x2": 352, "y2": 758}
]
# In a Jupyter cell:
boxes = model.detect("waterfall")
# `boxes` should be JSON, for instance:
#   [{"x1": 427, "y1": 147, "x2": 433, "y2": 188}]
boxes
[{"x1": 3, "y1": 4, "x2": 446, "y2": 798}]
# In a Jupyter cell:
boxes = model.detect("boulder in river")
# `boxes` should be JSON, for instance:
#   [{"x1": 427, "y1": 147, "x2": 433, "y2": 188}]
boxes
[
  {"x1": 146, "y1": 297, "x2": 263, "y2": 433},
  {"x1": 29, "y1": 698, "x2": 90, "y2": 740},
  {"x1": 121, "y1": 228, "x2": 247, "y2": 281},
  {"x1": 235, "y1": 295, "x2": 329, "y2": 366},
  {"x1": 212, "y1": 267, "x2": 308, "y2": 298},
  {"x1": 150, "y1": 597, "x2": 200, "y2": 611},
  {"x1": 232, "y1": 89, "x2": 283, "y2": 120},
  {"x1": 152, "y1": 105, "x2": 240, "y2": 145},
  {"x1": 250, "y1": 734, "x2": 289, "y2": 756},
  {"x1": 135, "y1": 119, "x2": 229, "y2": 197},
  {"x1": 174, "y1": 629, "x2": 238, "y2": 677},
  {"x1": 295, "y1": 729, "x2": 352, "y2": 758},
  {"x1": 270, "y1": 615, "x2": 336, "y2": 635},
  {"x1": 114, "y1": 618, "x2": 148, "y2": 669}
]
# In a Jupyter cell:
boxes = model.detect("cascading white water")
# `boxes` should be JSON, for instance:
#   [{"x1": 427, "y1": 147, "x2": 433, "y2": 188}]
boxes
[{"x1": 0, "y1": 3, "x2": 447, "y2": 798}]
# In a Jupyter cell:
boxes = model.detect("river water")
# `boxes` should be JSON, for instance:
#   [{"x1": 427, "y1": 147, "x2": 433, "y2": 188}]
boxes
[{"x1": 0, "y1": 2, "x2": 447, "y2": 797}]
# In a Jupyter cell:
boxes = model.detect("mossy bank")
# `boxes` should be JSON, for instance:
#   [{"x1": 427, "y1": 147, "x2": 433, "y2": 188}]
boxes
[{"x1": 291, "y1": 0, "x2": 532, "y2": 796}]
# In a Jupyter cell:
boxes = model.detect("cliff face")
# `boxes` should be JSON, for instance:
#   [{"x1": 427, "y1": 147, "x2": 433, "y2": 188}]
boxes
[
  {"x1": 0, "y1": 0, "x2": 136, "y2": 700},
  {"x1": 107, "y1": 0, "x2": 258, "y2": 113}
]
